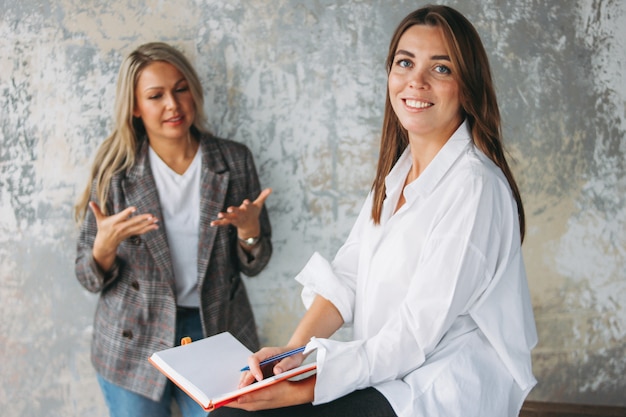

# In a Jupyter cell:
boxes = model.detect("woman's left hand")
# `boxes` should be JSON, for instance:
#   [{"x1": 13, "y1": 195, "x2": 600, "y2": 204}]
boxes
[
  {"x1": 210, "y1": 188, "x2": 272, "y2": 238},
  {"x1": 227, "y1": 375, "x2": 316, "y2": 411}
]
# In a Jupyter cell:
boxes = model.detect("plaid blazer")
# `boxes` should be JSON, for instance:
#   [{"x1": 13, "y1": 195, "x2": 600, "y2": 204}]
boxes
[{"x1": 75, "y1": 133, "x2": 272, "y2": 401}]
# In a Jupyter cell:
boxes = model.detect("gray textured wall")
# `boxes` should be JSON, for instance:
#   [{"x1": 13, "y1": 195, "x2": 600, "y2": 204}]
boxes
[{"x1": 1, "y1": 0, "x2": 624, "y2": 415}]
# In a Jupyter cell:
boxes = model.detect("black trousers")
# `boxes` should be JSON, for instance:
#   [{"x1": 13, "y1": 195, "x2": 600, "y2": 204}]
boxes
[{"x1": 209, "y1": 387, "x2": 397, "y2": 417}]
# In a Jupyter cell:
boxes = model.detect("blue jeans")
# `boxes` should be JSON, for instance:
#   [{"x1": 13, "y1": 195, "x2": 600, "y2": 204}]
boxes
[{"x1": 98, "y1": 307, "x2": 209, "y2": 417}]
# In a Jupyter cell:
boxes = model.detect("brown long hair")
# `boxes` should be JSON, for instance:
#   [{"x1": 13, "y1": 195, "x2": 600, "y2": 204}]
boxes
[
  {"x1": 371, "y1": 5, "x2": 525, "y2": 241},
  {"x1": 74, "y1": 42, "x2": 209, "y2": 223}
]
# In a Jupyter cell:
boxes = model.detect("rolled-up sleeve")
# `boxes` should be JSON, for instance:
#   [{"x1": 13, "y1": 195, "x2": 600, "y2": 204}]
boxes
[{"x1": 295, "y1": 193, "x2": 374, "y2": 324}]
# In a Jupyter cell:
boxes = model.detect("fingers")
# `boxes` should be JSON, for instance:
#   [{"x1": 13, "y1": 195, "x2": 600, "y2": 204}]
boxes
[
  {"x1": 247, "y1": 351, "x2": 268, "y2": 383},
  {"x1": 238, "y1": 347, "x2": 284, "y2": 388},
  {"x1": 90, "y1": 205, "x2": 158, "y2": 270},
  {"x1": 107, "y1": 211, "x2": 158, "y2": 239},
  {"x1": 232, "y1": 377, "x2": 315, "y2": 411},
  {"x1": 89, "y1": 202, "x2": 138, "y2": 224},
  {"x1": 124, "y1": 211, "x2": 159, "y2": 232},
  {"x1": 91, "y1": 203, "x2": 158, "y2": 242},
  {"x1": 235, "y1": 385, "x2": 277, "y2": 408},
  {"x1": 88, "y1": 201, "x2": 104, "y2": 220},
  {"x1": 252, "y1": 188, "x2": 272, "y2": 207},
  {"x1": 273, "y1": 354, "x2": 303, "y2": 375},
  {"x1": 238, "y1": 370, "x2": 258, "y2": 388},
  {"x1": 210, "y1": 214, "x2": 231, "y2": 227},
  {"x1": 210, "y1": 188, "x2": 271, "y2": 229}
]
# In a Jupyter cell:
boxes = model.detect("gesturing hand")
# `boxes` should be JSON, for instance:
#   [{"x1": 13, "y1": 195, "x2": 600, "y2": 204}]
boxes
[
  {"x1": 89, "y1": 202, "x2": 159, "y2": 271},
  {"x1": 210, "y1": 188, "x2": 272, "y2": 239}
]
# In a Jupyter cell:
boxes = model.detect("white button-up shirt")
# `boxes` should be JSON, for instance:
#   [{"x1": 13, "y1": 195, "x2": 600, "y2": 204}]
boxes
[{"x1": 296, "y1": 121, "x2": 537, "y2": 416}]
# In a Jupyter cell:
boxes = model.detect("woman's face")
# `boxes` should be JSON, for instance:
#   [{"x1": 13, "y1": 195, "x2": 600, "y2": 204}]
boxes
[
  {"x1": 388, "y1": 24, "x2": 463, "y2": 142},
  {"x1": 133, "y1": 61, "x2": 195, "y2": 143}
]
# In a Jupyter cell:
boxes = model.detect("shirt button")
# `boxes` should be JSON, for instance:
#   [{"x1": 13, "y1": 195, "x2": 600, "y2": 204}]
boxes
[
  {"x1": 122, "y1": 330, "x2": 133, "y2": 339},
  {"x1": 131, "y1": 281, "x2": 140, "y2": 290},
  {"x1": 130, "y1": 236, "x2": 141, "y2": 245}
]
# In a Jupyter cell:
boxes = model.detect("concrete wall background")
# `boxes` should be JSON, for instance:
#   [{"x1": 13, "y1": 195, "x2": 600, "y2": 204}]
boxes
[{"x1": 1, "y1": 0, "x2": 624, "y2": 415}]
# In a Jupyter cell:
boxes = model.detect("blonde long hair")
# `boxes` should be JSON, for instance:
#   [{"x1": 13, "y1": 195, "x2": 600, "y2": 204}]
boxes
[
  {"x1": 74, "y1": 42, "x2": 208, "y2": 223},
  {"x1": 371, "y1": 5, "x2": 525, "y2": 241}
]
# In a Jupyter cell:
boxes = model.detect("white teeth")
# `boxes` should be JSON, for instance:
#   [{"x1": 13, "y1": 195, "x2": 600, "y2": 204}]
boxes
[{"x1": 405, "y1": 99, "x2": 431, "y2": 109}]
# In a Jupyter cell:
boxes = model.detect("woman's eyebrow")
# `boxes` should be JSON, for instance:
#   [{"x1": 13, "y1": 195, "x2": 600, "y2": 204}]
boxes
[
  {"x1": 395, "y1": 49, "x2": 451, "y2": 61},
  {"x1": 395, "y1": 49, "x2": 415, "y2": 58},
  {"x1": 142, "y1": 78, "x2": 187, "y2": 92}
]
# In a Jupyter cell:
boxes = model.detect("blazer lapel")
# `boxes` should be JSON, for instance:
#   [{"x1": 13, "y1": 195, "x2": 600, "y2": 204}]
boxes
[
  {"x1": 197, "y1": 135, "x2": 230, "y2": 281},
  {"x1": 122, "y1": 138, "x2": 175, "y2": 284}
]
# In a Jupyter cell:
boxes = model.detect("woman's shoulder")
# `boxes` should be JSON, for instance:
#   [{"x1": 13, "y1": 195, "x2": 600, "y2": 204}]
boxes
[
  {"x1": 196, "y1": 132, "x2": 257, "y2": 173},
  {"x1": 439, "y1": 147, "x2": 516, "y2": 221},
  {"x1": 456, "y1": 145, "x2": 510, "y2": 190},
  {"x1": 198, "y1": 132, "x2": 252, "y2": 155}
]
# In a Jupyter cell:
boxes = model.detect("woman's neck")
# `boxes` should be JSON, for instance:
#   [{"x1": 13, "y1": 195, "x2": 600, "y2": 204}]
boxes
[
  {"x1": 406, "y1": 120, "x2": 461, "y2": 181},
  {"x1": 149, "y1": 134, "x2": 199, "y2": 175},
  {"x1": 406, "y1": 136, "x2": 446, "y2": 182}
]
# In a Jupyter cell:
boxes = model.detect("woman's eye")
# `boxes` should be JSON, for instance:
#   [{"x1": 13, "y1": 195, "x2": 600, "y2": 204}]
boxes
[
  {"x1": 434, "y1": 64, "x2": 451, "y2": 74},
  {"x1": 148, "y1": 94, "x2": 162, "y2": 100},
  {"x1": 396, "y1": 59, "x2": 412, "y2": 69},
  {"x1": 176, "y1": 86, "x2": 189, "y2": 93}
]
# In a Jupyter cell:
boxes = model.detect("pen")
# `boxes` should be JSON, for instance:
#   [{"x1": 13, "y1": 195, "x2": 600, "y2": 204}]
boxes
[{"x1": 240, "y1": 346, "x2": 306, "y2": 371}]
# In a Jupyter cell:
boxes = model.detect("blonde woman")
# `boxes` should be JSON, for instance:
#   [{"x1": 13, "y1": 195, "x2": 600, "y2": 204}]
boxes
[{"x1": 75, "y1": 42, "x2": 272, "y2": 417}]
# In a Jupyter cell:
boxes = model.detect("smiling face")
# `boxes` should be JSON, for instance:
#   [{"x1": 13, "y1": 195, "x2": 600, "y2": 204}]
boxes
[
  {"x1": 388, "y1": 24, "x2": 463, "y2": 145},
  {"x1": 133, "y1": 61, "x2": 196, "y2": 144}
]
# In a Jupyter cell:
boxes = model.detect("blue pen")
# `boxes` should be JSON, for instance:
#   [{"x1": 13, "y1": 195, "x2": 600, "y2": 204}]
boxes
[{"x1": 240, "y1": 346, "x2": 306, "y2": 371}]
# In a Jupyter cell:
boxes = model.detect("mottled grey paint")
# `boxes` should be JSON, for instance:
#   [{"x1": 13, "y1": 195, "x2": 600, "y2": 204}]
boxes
[{"x1": 0, "y1": 0, "x2": 624, "y2": 415}]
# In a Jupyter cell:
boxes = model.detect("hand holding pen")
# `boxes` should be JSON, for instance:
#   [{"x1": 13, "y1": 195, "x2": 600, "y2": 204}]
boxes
[
  {"x1": 240, "y1": 346, "x2": 305, "y2": 371},
  {"x1": 239, "y1": 346, "x2": 306, "y2": 388}
]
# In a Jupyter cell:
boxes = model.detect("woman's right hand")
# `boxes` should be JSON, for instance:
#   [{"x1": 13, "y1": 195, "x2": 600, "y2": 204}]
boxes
[
  {"x1": 239, "y1": 346, "x2": 306, "y2": 388},
  {"x1": 89, "y1": 202, "x2": 159, "y2": 271}
]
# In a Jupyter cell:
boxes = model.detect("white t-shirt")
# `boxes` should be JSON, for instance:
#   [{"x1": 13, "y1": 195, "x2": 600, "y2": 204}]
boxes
[
  {"x1": 149, "y1": 146, "x2": 201, "y2": 307},
  {"x1": 296, "y1": 121, "x2": 537, "y2": 416}
]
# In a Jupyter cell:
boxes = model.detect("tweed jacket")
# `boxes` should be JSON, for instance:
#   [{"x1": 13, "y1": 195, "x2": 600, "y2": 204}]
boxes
[{"x1": 75, "y1": 133, "x2": 272, "y2": 401}]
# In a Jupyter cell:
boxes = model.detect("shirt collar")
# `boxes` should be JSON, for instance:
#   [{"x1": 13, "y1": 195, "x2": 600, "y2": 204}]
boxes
[{"x1": 385, "y1": 120, "x2": 472, "y2": 201}]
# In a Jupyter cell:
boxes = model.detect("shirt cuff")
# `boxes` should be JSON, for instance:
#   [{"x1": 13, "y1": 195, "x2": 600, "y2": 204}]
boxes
[{"x1": 306, "y1": 337, "x2": 370, "y2": 405}]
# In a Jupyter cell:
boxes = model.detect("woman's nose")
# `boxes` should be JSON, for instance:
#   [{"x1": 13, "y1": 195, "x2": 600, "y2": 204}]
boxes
[
  {"x1": 164, "y1": 93, "x2": 179, "y2": 109},
  {"x1": 409, "y1": 69, "x2": 428, "y2": 89}
]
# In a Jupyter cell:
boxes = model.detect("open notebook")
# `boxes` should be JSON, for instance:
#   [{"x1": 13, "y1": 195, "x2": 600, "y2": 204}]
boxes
[{"x1": 149, "y1": 332, "x2": 317, "y2": 411}]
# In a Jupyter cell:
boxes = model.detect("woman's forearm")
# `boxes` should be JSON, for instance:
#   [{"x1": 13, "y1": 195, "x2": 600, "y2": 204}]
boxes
[{"x1": 288, "y1": 294, "x2": 344, "y2": 347}]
